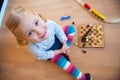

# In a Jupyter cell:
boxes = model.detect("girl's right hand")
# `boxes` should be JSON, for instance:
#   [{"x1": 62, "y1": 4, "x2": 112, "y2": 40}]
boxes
[{"x1": 61, "y1": 41, "x2": 69, "y2": 55}]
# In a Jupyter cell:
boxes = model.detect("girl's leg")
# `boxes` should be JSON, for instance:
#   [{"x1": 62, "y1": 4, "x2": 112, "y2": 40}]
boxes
[
  {"x1": 51, "y1": 54, "x2": 86, "y2": 80},
  {"x1": 58, "y1": 25, "x2": 92, "y2": 80},
  {"x1": 62, "y1": 25, "x2": 76, "y2": 61},
  {"x1": 62, "y1": 25, "x2": 76, "y2": 47}
]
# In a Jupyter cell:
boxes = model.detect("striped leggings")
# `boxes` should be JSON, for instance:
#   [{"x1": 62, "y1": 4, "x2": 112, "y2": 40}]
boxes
[
  {"x1": 50, "y1": 54, "x2": 86, "y2": 80},
  {"x1": 50, "y1": 25, "x2": 86, "y2": 80}
]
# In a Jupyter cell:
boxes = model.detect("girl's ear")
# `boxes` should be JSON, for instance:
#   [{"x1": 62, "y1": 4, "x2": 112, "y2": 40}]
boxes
[{"x1": 34, "y1": 12, "x2": 47, "y2": 22}]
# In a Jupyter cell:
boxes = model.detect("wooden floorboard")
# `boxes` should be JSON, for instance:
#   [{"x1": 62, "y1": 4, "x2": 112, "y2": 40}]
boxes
[{"x1": 0, "y1": 0, "x2": 120, "y2": 80}]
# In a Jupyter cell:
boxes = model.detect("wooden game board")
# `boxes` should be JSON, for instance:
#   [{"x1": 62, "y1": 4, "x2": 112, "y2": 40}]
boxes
[{"x1": 78, "y1": 24, "x2": 104, "y2": 47}]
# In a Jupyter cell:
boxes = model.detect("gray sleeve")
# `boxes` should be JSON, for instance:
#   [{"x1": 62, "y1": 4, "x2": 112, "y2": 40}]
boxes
[{"x1": 28, "y1": 44, "x2": 54, "y2": 60}]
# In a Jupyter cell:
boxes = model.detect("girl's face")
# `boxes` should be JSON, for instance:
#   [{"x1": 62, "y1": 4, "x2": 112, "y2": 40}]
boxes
[{"x1": 15, "y1": 12, "x2": 48, "y2": 42}]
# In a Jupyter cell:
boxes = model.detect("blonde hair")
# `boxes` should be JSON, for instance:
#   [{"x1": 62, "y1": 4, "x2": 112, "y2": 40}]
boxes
[{"x1": 6, "y1": 6, "x2": 47, "y2": 46}]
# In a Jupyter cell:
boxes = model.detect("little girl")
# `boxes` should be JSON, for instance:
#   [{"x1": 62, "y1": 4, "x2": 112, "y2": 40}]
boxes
[{"x1": 6, "y1": 6, "x2": 92, "y2": 80}]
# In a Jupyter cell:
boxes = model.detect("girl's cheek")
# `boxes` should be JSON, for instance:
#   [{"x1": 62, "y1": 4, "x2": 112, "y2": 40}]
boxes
[
  {"x1": 30, "y1": 38, "x2": 38, "y2": 42},
  {"x1": 33, "y1": 35, "x2": 41, "y2": 42}
]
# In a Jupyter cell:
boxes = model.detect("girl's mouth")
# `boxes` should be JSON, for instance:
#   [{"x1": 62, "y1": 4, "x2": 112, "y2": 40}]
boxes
[{"x1": 39, "y1": 30, "x2": 46, "y2": 39}]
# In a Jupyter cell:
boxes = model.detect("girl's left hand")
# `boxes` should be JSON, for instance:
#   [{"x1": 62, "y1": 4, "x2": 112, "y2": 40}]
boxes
[{"x1": 61, "y1": 41, "x2": 69, "y2": 55}]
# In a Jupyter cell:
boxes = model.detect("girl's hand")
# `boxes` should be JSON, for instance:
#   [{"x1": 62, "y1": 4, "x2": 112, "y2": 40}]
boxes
[
  {"x1": 61, "y1": 41, "x2": 69, "y2": 55},
  {"x1": 53, "y1": 41, "x2": 69, "y2": 55}
]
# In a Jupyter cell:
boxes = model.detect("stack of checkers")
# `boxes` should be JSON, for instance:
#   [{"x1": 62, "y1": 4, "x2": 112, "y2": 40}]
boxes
[{"x1": 78, "y1": 24, "x2": 104, "y2": 47}]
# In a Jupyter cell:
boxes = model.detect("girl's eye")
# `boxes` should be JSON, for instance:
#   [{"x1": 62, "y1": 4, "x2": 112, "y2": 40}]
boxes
[
  {"x1": 28, "y1": 31, "x2": 33, "y2": 36},
  {"x1": 35, "y1": 20, "x2": 39, "y2": 26}
]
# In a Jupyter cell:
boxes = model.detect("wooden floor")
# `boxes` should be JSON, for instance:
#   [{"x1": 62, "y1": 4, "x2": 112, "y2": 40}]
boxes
[{"x1": 0, "y1": 0, "x2": 120, "y2": 80}]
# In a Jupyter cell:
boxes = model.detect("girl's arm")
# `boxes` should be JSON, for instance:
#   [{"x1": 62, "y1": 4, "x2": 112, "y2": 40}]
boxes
[
  {"x1": 52, "y1": 21, "x2": 69, "y2": 55},
  {"x1": 28, "y1": 42, "x2": 69, "y2": 60},
  {"x1": 53, "y1": 22, "x2": 68, "y2": 43},
  {"x1": 28, "y1": 44, "x2": 55, "y2": 60}
]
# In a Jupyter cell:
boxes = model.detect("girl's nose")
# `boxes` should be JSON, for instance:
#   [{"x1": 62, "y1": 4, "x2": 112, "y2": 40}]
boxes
[{"x1": 35, "y1": 28, "x2": 41, "y2": 35}]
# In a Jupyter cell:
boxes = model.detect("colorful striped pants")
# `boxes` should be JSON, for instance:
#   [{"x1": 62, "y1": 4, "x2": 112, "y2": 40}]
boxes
[
  {"x1": 50, "y1": 54, "x2": 86, "y2": 80},
  {"x1": 50, "y1": 25, "x2": 86, "y2": 80}
]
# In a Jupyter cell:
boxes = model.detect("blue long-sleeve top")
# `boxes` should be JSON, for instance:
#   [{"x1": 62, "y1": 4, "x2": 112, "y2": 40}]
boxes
[{"x1": 28, "y1": 20, "x2": 68, "y2": 60}]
